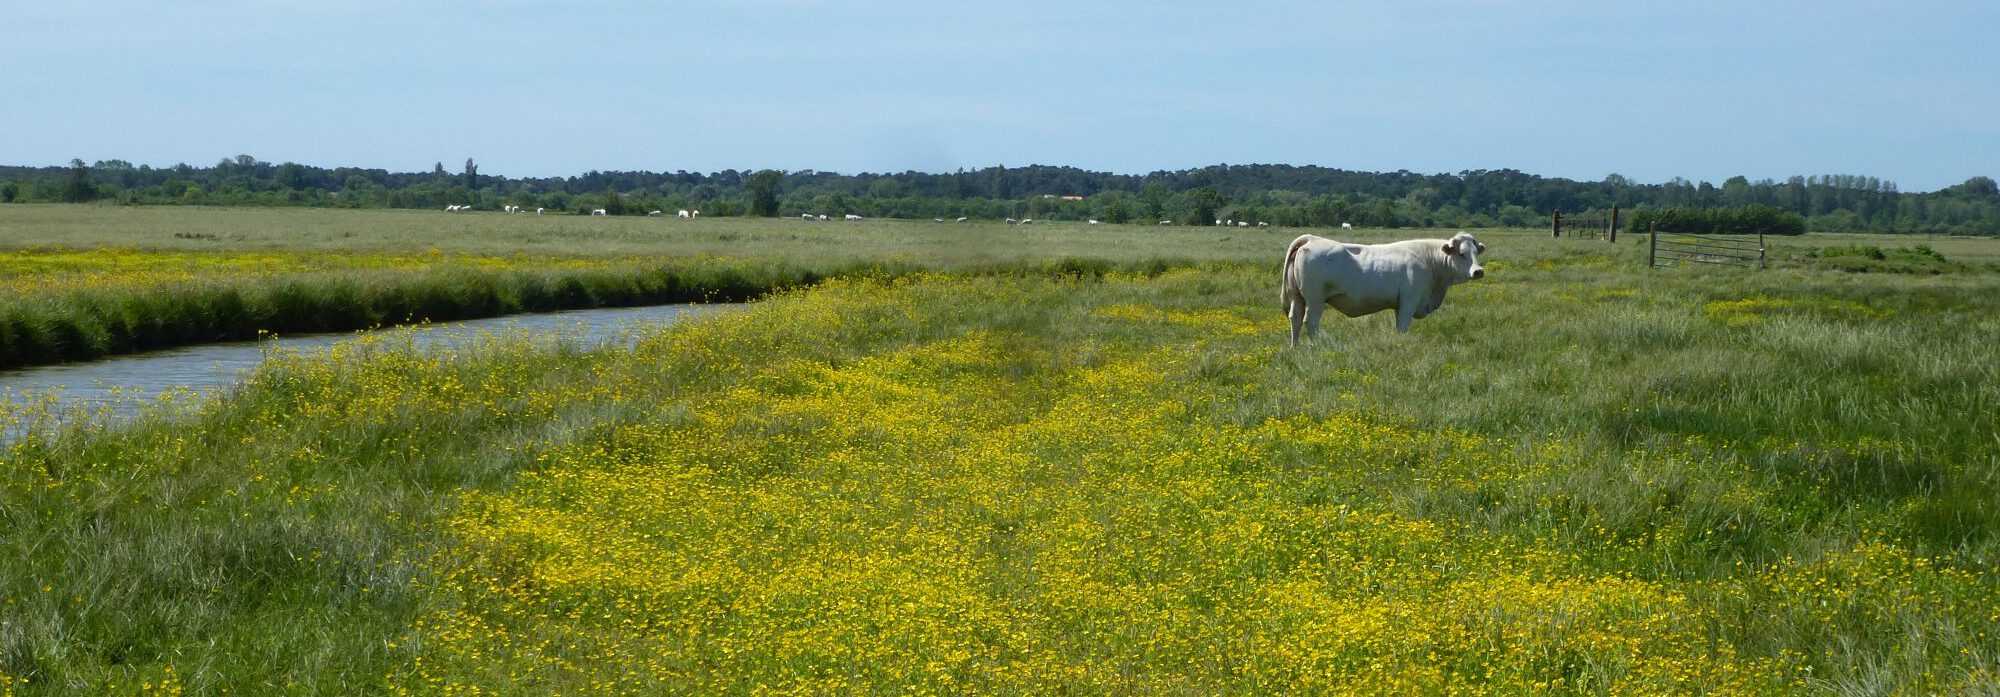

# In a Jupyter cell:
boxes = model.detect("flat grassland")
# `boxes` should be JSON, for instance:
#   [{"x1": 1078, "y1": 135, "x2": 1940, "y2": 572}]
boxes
[{"x1": 3, "y1": 205, "x2": 1998, "y2": 694}]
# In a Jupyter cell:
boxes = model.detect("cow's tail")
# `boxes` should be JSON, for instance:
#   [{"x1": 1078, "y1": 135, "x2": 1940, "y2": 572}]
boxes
[{"x1": 1281, "y1": 234, "x2": 1313, "y2": 315}]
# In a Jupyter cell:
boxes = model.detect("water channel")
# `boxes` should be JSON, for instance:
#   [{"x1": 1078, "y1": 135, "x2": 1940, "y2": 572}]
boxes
[{"x1": 0, "y1": 303, "x2": 728, "y2": 427}]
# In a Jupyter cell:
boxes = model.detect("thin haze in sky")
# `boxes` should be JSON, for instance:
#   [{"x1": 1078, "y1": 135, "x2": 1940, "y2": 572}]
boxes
[{"x1": 3, "y1": 1, "x2": 1994, "y2": 191}]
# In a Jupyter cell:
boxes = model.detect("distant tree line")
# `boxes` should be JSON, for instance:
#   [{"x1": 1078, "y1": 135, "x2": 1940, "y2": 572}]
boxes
[
  {"x1": 1629, "y1": 205, "x2": 1808, "y2": 236},
  {"x1": 1, "y1": 156, "x2": 1994, "y2": 234}
]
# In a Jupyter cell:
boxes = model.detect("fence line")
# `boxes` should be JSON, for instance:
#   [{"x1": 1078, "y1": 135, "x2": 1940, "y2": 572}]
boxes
[
  {"x1": 1550, "y1": 206, "x2": 1619, "y2": 242},
  {"x1": 1648, "y1": 225, "x2": 1765, "y2": 269}
]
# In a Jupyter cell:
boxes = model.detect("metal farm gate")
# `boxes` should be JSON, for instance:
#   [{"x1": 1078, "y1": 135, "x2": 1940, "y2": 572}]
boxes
[{"x1": 1648, "y1": 226, "x2": 1766, "y2": 269}]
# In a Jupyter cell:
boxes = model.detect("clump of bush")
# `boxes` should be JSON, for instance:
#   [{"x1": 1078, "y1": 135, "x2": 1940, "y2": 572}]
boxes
[
  {"x1": 1800, "y1": 244, "x2": 1962, "y2": 273},
  {"x1": 1630, "y1": 205, "x2": 1807, "y2": 236}
]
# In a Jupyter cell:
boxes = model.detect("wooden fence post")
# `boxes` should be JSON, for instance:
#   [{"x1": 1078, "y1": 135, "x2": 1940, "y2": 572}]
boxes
[
  {"x1": 1609, "y1": 205, "x2": 1619, "y2": 243},
  {"x1": 1648, "y1": 223, "x2": 1657, "y2": 268},
  {"x1": 1551, "y1": 208, "x2": 1561, "y2": 238}
]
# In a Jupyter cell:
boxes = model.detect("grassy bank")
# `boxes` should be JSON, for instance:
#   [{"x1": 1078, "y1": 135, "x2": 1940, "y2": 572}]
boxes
[
  {"x1": 4, "y1": 233, "x2": 1998, "y2": 693},
  {"x1": 0, "y1": 252, "x2": 817, "y2": 369}
]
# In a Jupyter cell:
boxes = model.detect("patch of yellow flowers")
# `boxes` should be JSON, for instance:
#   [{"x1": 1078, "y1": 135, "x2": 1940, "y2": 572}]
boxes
[
  {"x1": 379, "y1": 272, "x2": 1995, "y2": 694},
  {"x1": 0, "y1": 246, "x2": 615, "y2": 297},
  {"x1": 1703, "y1": 295, "x2": 1888, "y2": 327}
]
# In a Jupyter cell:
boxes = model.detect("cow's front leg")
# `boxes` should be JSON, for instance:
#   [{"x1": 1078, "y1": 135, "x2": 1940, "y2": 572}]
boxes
[{"x1": 1394, "y1": 302, "x2": 1416, "y2": 333}]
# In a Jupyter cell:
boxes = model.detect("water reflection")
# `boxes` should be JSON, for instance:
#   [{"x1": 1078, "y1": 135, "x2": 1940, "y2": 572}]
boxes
[{"x1": 0, "y1": 303, "x2": 727, "y2": 427}]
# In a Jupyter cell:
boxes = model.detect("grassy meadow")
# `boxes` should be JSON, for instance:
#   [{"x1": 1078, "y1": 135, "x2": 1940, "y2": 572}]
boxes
[{"x1": 2, "y1": 205, "x2": 1999, "y2": 694}]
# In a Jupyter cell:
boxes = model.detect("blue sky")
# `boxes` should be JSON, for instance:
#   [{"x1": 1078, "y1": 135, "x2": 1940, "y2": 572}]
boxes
[{"x1": 4, "y1": 1, "x2": 1994, "y2": 191}]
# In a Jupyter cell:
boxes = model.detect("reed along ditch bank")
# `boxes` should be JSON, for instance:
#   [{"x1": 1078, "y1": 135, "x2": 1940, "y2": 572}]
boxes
[{"x1": 0, "y1": 255, "x2": 1183, "y2": 370}]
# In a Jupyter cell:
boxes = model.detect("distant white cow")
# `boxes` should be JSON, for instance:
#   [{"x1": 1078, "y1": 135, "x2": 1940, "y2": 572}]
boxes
[
  {"x1": 1257, "y1": 222, "x2": 1269, "y2": 227},
  {"x1": 844, "y1": 214, "x2": 863, "y2": 221},
  {"x1": 1158, "y1": 220, "x2": 1174, "y2": 226},
  {"x1": 955, "y1": 217, "x2": 968, "y2": 223},
  {"x1": 1238, "y1": 221, "x2": 1249, "y2": 227},
  {"x1": 648, "y1": 210, "x2": 663, "y2": 217},
  {"x1": 1340, "y1": 222, "x2": 1354, "y2": 230},
  {"x1": 1019, "y1": 218, "x2": 1034, "y2": 225},
  {"x1": 1281, "y1": 231, "x2": 1487, "y2": 345},
  {"x1": 1088, "y1": 219, "x2": 1100, "y2": 225},
  {"x1": 692, "y1": 210, "x2": 700, "y2": 218},
  {"x1": 818, "y1": 214, "x2": 829, "y2": 221},
  {"x1": 802, "y1": 213, "x2": 816, "y2": 220},
  {"x1": 445, "y1": 204, "x2": 462, "y2": 212},
  {"x1": 1005, "y1": 218, "x2": 1018, "y2": 225},
  {"x1": 536, "y1": 207, "x2": 545, "y2": 215},
  {"x1": 591, "y1": 208, "x2": 608, "y2": 216},
  {"x1": 677, "y1": 209, "x2": 691, "y2": 219}
]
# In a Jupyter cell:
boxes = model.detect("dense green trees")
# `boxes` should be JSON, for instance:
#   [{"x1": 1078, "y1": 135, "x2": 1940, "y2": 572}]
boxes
[
  {"x1": 1, "y1": 156, "x2": 1993, "y2": 234},
  {"x1": 1629, "y1": 205, "x2": 1808, "y2": 236},
  {"x1": 746, "y1": 170, "x2": 782, "y2": 217},
  {"x1": 60, "y1": 159, "x2": 97, "y2": 203}
]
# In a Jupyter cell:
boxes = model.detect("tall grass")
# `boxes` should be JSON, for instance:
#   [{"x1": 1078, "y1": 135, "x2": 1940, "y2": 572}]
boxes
[
  {"x1": 0, "y1": 260, "x2": 823, "y2": 368},
  {"x1": 4, "y1": 232, "x2": 1998, "y2": 693}
]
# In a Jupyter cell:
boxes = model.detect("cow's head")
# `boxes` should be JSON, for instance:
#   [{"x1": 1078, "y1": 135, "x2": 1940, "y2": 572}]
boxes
[{"x1": 1442, "y1": 232, "x2": 1487, "y2": 281}]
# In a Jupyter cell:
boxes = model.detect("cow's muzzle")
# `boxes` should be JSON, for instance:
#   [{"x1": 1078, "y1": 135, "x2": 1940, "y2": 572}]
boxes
[{"x1": 1470, "y1": 268, "x2": 1485, "y2": 280}]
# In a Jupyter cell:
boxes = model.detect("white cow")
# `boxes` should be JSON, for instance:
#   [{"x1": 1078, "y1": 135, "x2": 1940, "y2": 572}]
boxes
[
  {"x1": 1088, "y1": 219, "x2": 1100, "y2": 225},
  {"x1": 802, "y1": 213, "x2": 816, "y2": 220},
  {"x1": 1340, "y1": 222, "x2": 1354, "y2": 230},
  {"x1": 1019, "y1": 218, "x2": 1034, "y2": 225},
  {"x1": 844, "y1": 214, "x2": 863, "y2": 221},
  {"x1": 955, "y1": 217, "x2": 968, "y2": 223},
  {"x1": 818, "y1": 214, "x2": 829, "y2": 221},
  {"x1": 677, "y1": 209, "x2": 691, "y2": 219},
  {"x1": 648, "y1": 210, "x2": 663, "y2": 217},
  {"x1": 1005, "y1": 218, "x2": 1018, "y2": 224},
  {"x1": 536, "y1": 208, "x2": 545, "y2": 215},
  {"x1": 591, "y1": 208, "x2": 608, "y2": 216},
  {"x1": 1158, "y1": 220, "x2": 1174, "y2": 226},
  {"x1": 1281, "y1": 231, "x2": 1487, "y2": 345}
]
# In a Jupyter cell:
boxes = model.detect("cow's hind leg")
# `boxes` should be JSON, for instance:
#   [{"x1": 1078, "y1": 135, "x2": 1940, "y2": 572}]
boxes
[
  {"x1": 1303, "y1": 301, "x2": 1327, "y2": 344},
  {"x1": 1287, "y1": 292, "x2": 1308, "y2": 346}
]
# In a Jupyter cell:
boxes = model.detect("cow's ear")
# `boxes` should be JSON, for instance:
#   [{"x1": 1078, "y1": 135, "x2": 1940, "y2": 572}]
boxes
[{"x1": 1442, "y1": 243, "x2": 1457, "y2": 256}]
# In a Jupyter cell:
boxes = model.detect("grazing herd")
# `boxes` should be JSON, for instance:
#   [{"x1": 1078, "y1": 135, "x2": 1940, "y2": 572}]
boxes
[{"x1": 436, "y1": 203, "x2": 1358, "y2": 234}]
